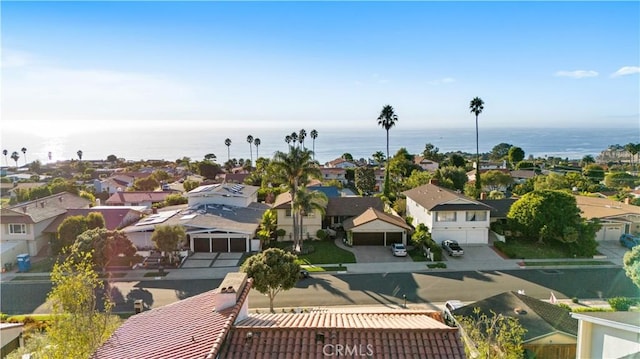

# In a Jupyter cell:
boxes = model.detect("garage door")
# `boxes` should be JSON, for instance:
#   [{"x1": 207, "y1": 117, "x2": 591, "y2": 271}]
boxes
[
  {"x1": 212, "y1": 238, "x2": 229, "y2": 252},
  {"x1": 601, "y1": 226, "x2": 622, "y2": 241},
  {"x1": 387, "y1": 232, "x2": 403, "y2": 244},
  {"x1": 352, "y1": 232, "x2": 385, "y2": 245},
  {"x1": 229, "y1": 238, "x2": 247, "y2": 252},
  {"x1": 194, "y1": 238, "x2": 210, "y2": 252}
]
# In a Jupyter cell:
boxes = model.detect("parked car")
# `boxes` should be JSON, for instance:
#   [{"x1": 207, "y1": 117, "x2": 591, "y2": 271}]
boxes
[
  {"x1": 444, "y1": 300, "x2": 464, "y2": 312},
  {"x1": 391, "y1": 243, "x2": 408, "y2": 257},
  {"x1": 620, "y1": 234, "x2": 640, "y2": 249},
  {"x1": 441, "y1": 240, "x2": 464, "y2": 256},
  {"x1": 324, "y1": 228, "x2": 337, "y2": 238},
  {"x1": 299, "y1": 269, "x2": 310, "y2": 279}
]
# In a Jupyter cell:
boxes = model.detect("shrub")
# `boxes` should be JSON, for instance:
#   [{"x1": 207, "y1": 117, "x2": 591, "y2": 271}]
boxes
[
  {"x1": 608, "y1": 297, "x2": 636, "y2": 311},
  {"x1": 316, "y1": 229, "x2": 328, "y2": 240},
  {"x1": 276, "y1": 229, "x2": 286, "y2": 240},
  {"x1": 572, "y1": 297, "x2": 580, "y2": 304},
  {"x1": 556, "y1": 303, "x2": 572, "y2": 311},
  {"x1": 427, "y1": 262, "x2": 447, "y2": 269}
]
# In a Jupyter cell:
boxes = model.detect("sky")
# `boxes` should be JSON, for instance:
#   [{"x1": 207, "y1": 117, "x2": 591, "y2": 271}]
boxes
[{"x1": 1, "y1": 1, "x2": 639, "y2": 137}]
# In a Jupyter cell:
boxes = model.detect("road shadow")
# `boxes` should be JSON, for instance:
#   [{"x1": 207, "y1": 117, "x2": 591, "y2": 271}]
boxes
[
  {"x1": 335, "y1": 272, "x2": 425, "y2": 304},
  {"x1": 297, "y1": 276, "x2": 356, "y2": 304},
  {"x1": 131, "y1": 278, "x2": 222, "y2": 300},
  {"x1": 414, "y1": 270, "x2": 499, "y2": 283}
]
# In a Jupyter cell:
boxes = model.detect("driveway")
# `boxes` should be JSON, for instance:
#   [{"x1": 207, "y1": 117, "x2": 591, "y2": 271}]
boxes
[
  {"x1": 180, "y1": 252, "x2": 243, "y2": 268},
  {"x1": 596, "y1": 241, "x2": 631, "y2": 265},
  {"x1": 349, "y1": 245, "x2": 412, "y2": 263}
]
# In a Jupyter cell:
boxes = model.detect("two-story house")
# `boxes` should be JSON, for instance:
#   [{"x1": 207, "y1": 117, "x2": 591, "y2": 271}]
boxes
[
  {"x1": 403, "y1": 181, "x2": 492, "y2": 245},
  {"x1": 319, "y1": 168, "x2": 347, "y2": 185},
  {"x1": 272, "y1": 191, "x2": 325, "y2": 240}
]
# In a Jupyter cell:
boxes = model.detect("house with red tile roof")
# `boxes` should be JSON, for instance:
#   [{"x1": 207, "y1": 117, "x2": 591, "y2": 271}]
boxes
[{"x1": 93, "y1": 272, "x2": 466, "y2": 359}]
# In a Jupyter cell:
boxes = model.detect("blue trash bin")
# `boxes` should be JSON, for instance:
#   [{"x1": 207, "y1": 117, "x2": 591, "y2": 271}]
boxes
[{"x1": 16, "y1": 254, "x2": 31, "y2": 273}]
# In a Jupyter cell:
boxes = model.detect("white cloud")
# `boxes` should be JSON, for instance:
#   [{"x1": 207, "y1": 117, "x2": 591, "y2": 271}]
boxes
[
  {"x1": 1, "y1": 48, "x2": 33, "y2": 68},
  {"x1": 428, "y1": 77, "x2": 456, "y2": 85},
  {"x1": 554, "y1": 70, "x2": 598, "y2": 79},
  {"x1": 610, "y1": 66, "x2": 640, "y2": 77}
]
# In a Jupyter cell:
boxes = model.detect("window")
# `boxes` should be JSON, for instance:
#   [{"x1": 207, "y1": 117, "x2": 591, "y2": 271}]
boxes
[
  {"x1": 285, "y1": 209, "x2": 292, "y2": 217},
  {"x1": 436, "y1": 212, "x2": 456, "y2": 222},
  {"x1": 466, "y1": 211, "x2": 487, "y2": 222},
  {"x1": 9, "y1": 224, "x2": 26, "y2": 234}
]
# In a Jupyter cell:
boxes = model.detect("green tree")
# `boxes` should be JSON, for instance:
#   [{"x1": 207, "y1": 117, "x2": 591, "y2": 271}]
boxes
[
  {"x1": 482, "y1": 170, "x2": 513, "y2": 192},
  {"x1": 403, "y1": 170, "x2": 434, "y2": 190},
  {"x1": 533, "y1": 173, "x2": 570, "y2": 191},
  {"x1": 241, "y1": 248, "x2": 300, "y2": 313},
  {"x1": 435, "y1": 166, "x2": 468, "y2": 191},
  {"x1": 204, "y1": 153, "x2": 217, "y2": 161},
  {"x1": 449, "y1": 153, "x2": 466, "y2": 168},
  {"x1": 151, "y1": 169, "x2": 171, "y2": 182},
  {"x1": 132, "y1": 176, "x2": 160, "y2": 191},
  {"x1": 246, "y1": 135, "x2": 254, "y2": 164},
  {"x1": 423, "y1": 143, "x2": 444, "y2": 162},
  {"x1": 151, "y1": 225, "x2": 186, "y2": 263},
  {"x1": 583, "y1": 164, "x2": 605, "y2": 183},
  {"x1": 86, "y1": 212, "x2": 106, "y2": 230},
  {"x1": 515, "y1": 161, "x2": 537, "y2": 171},
  {"x1": 55, "y1": 215, "x2": 89, "y2": 255},
  {"x1": 604, "y1": 172, "x2": 638, "y2": 189},
  {"x1": 75, "y1": 228, "x2": 136, "y2": 271},
  {"x1": 623, "y1": 245, "x2": 640, "y2": 289},
  {"x1": 106, "y1": 154, "x2": 118, "y2": 163},
  {"x1": 372, "y1": 151, "x2": 385, "y2": 167},
  {"x1": 45, "y1": 245, "x2": 120, "y2": 358},
  {"x1": 182, "y1": 179, "x2": 201, "y2": 192},
  {"x1": 197, "y1": 161, "x2": 223, "y2": 179},
  {"x1": 224, "y1": 138, "x2": 232, "y2": 162},
  {"x1": 490, "y1": 143, "x2": 513, "y2": 161},
  {"x1": 254, "y1": 138, "x2": 261, "y2": 159},
  {"x1": 258, "y1": 209, "x2": 278, "y2": 245},
  {"x1": 581, "y1": 154, "x2": 596, "y2": 166},
  {"x1": 294, "y1": 189, "x2": 328, "y2": 249},
  {"x1": 456, "y1": 308, "x2": 526, "y2": 359},
  {"x1": 507, "y1": 146, "x2": 525, "y2": 167},
  {"x1": 341, "y1": 152, "x2": 353, "y2": 161},
  {"x1": 310, "y1": 129, "x2": 318, "y2": 160},
  {"x1": 163, "y1": 193, "x2": 188, "y2": 206},
  {"x1": 355, "y1": 166, "x2": 376, "y2": 195},
  {"x1": 469, "y1": 97, "x2": 485, "y2": 195},
  {"x1": 10, "y1": 151, "x2": 19, "y2": 168},
  {"x1": 79, "y1": 190, "x2": 97, "y2": 205},
  {"x1": 377, "y1": 104, "x2": 398, "y2": 197}
]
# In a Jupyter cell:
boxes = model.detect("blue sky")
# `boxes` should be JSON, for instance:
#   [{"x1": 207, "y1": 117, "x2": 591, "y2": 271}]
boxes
[{"x1": 1, "y1": 1, "x2": 639, "y2": 136}]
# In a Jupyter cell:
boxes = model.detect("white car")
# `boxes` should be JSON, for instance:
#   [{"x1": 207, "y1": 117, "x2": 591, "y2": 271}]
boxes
[{"x1": 391, "y1": 243, "x2": 407, "y2": 257}]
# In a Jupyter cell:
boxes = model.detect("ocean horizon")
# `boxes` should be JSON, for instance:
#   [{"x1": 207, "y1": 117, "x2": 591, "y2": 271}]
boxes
[{"x1": 1, "y1": 125, "x2": 638, "y2": 166}]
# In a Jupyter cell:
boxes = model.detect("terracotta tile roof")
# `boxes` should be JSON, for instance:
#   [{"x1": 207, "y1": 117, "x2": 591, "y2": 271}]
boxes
[
  {"x1": 105, "y1": 191, "x2": 172, "y2": 205},
  {"x1": 343, "y1": 207, "x2": 412, "y2": 231},
  {"x1": 325, "y1": 197, "x2": 384, "y2": 217},
  {"x1": 220, "y1": 311, "x2": 465, "y2": 359},
  {"x1": 403, "y1": 183, "x2": 489, "y2": 212},
  {"x1": 574, "y1": 195, "x2": 640, "y2": 220},
  {"x1": 93, "y1": 277, "x2": 253, "y2": 359}
]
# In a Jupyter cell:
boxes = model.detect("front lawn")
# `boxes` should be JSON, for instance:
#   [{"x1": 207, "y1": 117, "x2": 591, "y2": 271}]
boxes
[
  {"x1": 408, "y1": 247, "x2": 428, "y2": 262},
  {"x1": 494, "y1": 239, "x2": 585, "y2": 259},
  {"x1": 268, "y1": 240, "x2": 356, "y2": 264}
]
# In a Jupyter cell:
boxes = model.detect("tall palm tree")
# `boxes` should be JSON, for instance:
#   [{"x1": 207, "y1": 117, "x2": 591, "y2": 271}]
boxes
[
  {"x1": 254, "y1": 138, "x2": 261, "y2": 159},
  {"x1": 290, "y1": 132, "x2": 298, "y2": 147},
  {"x1": 285, "y1": 135, "x2": 292, "y2": 145},
  {"x1": 298, "y1": 129, "x2": 307, "y2": 149},
  {"x1": 77, "y1": 150, "x2": 83, "y2": 161},
  {"x1": 270, "y1": 146, "x2": 320, "y2": 251},
  {"x1": 469, "y1": 97, "x2": 484, "y2": 195},
  {"x1": 21, "y1": 147, "x2": 27, "y2": 165},
  {"x1": 224, "y1": 138, "x2": 232, "y2": 162},
  {"x1": 625, "y1": 143, "x2": 637, "y2": 170},
  {"x1": 246, "y1": 135, "x2": 254, "y2": 164},
  {"x1": 10, "y1": 151, "x2": 19, "y2": 168},
  {"x1": 310, "y1": 129, "x2": 318, "y2": 160},
  {"x1": 2, "y1": 149, "x2": 7, "y2": 166},
  {"x1": 294, "y1": 188, "x2": 328, "y2": 251},
  {"x1": 377, "y1": 104, "x2": 398, "y2": 196}
]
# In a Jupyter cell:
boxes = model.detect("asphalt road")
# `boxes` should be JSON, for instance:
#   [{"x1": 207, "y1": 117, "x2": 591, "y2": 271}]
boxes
[{"x1": 1, "y1": 268, "x2": 638, "y2": 315}]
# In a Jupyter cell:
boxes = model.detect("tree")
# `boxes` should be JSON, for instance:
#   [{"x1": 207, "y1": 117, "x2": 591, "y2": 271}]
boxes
[
  {"x1": 151, "y1": 225, "x2": 186, "y2": 264},
  {"x1": 507, "y1": 146, "x2": 525, "y2": 167},
  {"x1": 246, "y1": 135, "x2": 254, "y2": 164},
  {"x1": 490, "y1": 143, "x2": 513, "y2": 161},
  {"x1": 372, "y1": 151, "x2": 385, "y2": 167},
  {"x1": 581, "y1": 155, "x2": 596, "y2": 166},
  {"x1": 341, "y1": 152, "x2": 354, "y2": 161},
  {"x1": 107, "y1": 154, "x2": 118, "y2": 163},
  {"x1": 377, "y1": 104, "x2": 398, "y2": 197},
  {"x1": 298, "y1": 129, "x2": 306, "y2": 148},
  {"x1": 43, "y1": 246, "x2": 121, "y2": 358},
  {"x1": 10, "y1": 151, "x2": 19, "y2": 168},
  {"x1": 623, "y1": 245, "x2": 640, "y2": 289},
  {"x1": 435, "y1": 166, "x2": 468, "y2": 191},
  {"x1": 290, "y1": 132, "x2": 298, "y2": 146},
  {"x1": 470, "y1": 97, "x2": 485, "y2": 195},
  {"x1": 21, "y1": 147, "x2": 27, "y2": 165},
  {"x1": 482, "y1": 170, "x2": 513, "y2": 192},
  {"x1": 75, "y1": 228, "x2": 136, "y2": 271},
  {"x1": 293, "y1": 189, "x2": 328, "y2": 250},
  {"x1": 241, "y1": 248, "x2": 300, "y2": 313},
  {"x1": 449, "y1": 153, "x2": 466, "y2": 168},
  {"x1": 456, "y1": 308, "x2": 526, "y2": 359},
  {"x1": 86, "y1": 212, "x2": 106, "y2": 230},
  {"x1": 625, "y1": 143, "x2": 638, "y2": 169},
  {"x1": 270, "y1": 146, "x2": 320, "y2": 250},
  {"x1": 533, "y1": 172, "x2": 569, "y2": 191},
  {"x1": 204, "y1": 153, "x2": 217, "y2": 161},
  {"x1": 132, "y1": 176, "x2": 160, "y2": 191},
  {"x1": 604, "y1": 172, "x2": 638, "y2": 189},
  {"x1": 77, "y1": 150, "x2": 83, "y2": 161},
  {"x1": 2, "y1": 149, "x2": 7, "y2": 166},
  {"x1": 257, "y1": 209, "x2": 277, "y2": 245},
  {"x1": 55, "y1": 215, "x2": 89, "y2": 255},
  {"x1": 197, "y1": 161, "x2": 223, "y2": 179},
  {"x1": 284, "y1": 135, "x2": 292, "y2": 145},
  {"x1": 355, "y1": 166, "x2": 376, "y2": 195},
  {"x1": 182, "y1": 179, "x2": 201, "y2": 192},
  {"x1": 310, "y1": 129, "x2": 318, "y2": 160},
  {"x1": 403, "y1": 170, "x2": 434, "y2": 190},
  {"x1": 224, "y1": 138, "x2": 232, "y2": 162},
  {"x1": 423, "y1": 143, "x2": 445, "y2": 162},
  {"x1": 583, "y1": 164, "x2": 605, "y2": 183},
  {"x1": 254, "y1": 138, "x2": 261, "y2": 159}
]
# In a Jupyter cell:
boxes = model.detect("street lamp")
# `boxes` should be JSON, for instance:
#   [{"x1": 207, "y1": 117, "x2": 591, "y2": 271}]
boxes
[{"x1": 403, "y1": 294, "x2": 407, "y2": 308}]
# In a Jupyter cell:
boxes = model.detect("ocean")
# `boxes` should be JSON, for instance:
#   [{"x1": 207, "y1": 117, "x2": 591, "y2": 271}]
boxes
[{"x1": 1, "y1": 125, "x2": 638, "y2": 166}]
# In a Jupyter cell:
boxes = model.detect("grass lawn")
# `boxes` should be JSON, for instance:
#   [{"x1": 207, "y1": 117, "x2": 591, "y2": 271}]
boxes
[
  {"x1": 269, "y1": 240, "x2": 356, "y2": 265},
  {"x1": 143, "y1": 271, "x2": 169, "y2": 277},
  {"x1": 6, "y1": 314, "x2": 55, "y2": 322},
  {"x1": 300, "y1": 264, "x2": 347, "y2": 272},
  {"x1": 495, "y1": 239, "x2": 581, "y2": 259},
  {"x1": 12, "y1": 276, "x2": 51, "y2": 281},
  {"x1": 408, "y1": 247, "x2": 428, "y2": 262},
  {"x1": 27, "y1": 257, "x2": 57, "y2": 273},
  {"x1": 523, "y1": 260, "x2": 614, "y2": 266}
]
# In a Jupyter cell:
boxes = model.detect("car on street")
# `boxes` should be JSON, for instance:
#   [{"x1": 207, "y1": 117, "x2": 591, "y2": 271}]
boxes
[
  {"x1": 391, "y1": 243, "x2": 407, "y2": 257},
  {"x1": 441, "y1": 240, "x2": 464, "y2": 256},
  {"x1": 620, "y1": 234, "x2": 640, "y2": 249},
  {"x1": 299, "y1": 269, "x2": 310, "y2": 279}
]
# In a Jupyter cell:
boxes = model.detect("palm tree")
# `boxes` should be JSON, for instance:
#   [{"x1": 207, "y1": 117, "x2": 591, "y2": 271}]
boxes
[
  {"x1": 625, "y1": 143, "x2": 638, "y2": 170},
  {"x1": 77, "y1": 150, "x2": 83, "y2": 161},
  {"x1": 2, "y1": 149, "x2": 7, "y2": 166},
  {"x1": 247, "y1": 135, "x2": 254, "y2": 164},
  {"x1": 470, "y1": 97, "x2": 485, "y2": 195},
  {"x1": 10, "y1": 151, "x2": 19, "y2": 168},
  {"x1": 270, "y1": 146, "x2": 320, "y2": 251},
  {"x1": 254, "y1": 138, "x2": 261, "y2": 159},
  {"x1": 285, "y1": 135, "x2": 292, "y2": 145},
  {"x1": 290, "y1": 132, "x2": 298, "y2": 147},
  {"x1": 224, "y1": 138, "x2": 232, "y2": 162},
  {"x1": 377, "y1": 104, "x2": 398, "y2": 196},
  {"x1": 294, "y1": 188, "x2": 328, "y2": 251},
  {"x1": 372, "y1": 151, "x2": 385, "y2": 168},
  {"x1": 310, "y1": 129, "x2": 318, "y2": 160},
  {"x1": 21, "y1": 147, "x2": 27, "y2": 165},
  {"x1": 298, "y1": 129, "x2": 307, "y2": 149}
]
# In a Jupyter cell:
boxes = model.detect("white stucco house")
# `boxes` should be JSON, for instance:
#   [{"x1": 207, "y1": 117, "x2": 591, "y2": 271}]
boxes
[
  {"x1": 403, "y1": 181, "x2": 492, "y2": 245},
  {"x1": 571, "y1": 312, "x2": 640, "y2": 359},
  {"x1": 187, "y1": 183, "x2": 259, "y2": 208},
  {"x1": 574, "y1": 195, "x2": 640, "y2": 241}
]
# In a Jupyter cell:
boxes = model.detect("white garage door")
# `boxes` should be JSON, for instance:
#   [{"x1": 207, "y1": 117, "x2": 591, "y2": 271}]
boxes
[
  {"x1": 598, "y1": 225, "x2": 622, "y2": 241},
  {"x1": 433, "y1": 229, "x2": 488, "y2": 245}
]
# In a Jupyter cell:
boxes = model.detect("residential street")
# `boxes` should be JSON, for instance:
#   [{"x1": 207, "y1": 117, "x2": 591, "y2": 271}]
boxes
[{"x1": 1, "y1": 267, "x2": 637, "y2": 315}]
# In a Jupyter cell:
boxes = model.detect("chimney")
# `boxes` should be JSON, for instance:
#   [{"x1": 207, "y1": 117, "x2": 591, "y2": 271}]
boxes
[
  {"x1": 40, "y1": 202, "x2": 45, "y2": 208},
  {"x1": 624, "y1": 197, "x2": 631, "y2": 205},
  {"x1": 214, "y1": 272, "x2": 249, "y2": 322},
  {"x1": 480, "y1": 192, "x2": 487, "y2": 200},
  {"x1": 22, "y1": 206, "x2": 27, "y2": 213}
]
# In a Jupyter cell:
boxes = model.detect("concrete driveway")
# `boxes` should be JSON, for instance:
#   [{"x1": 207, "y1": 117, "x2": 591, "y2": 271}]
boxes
[
  {"x1": 596, "y1": 240, "x2": 631, "y2": 265},
  {"x1": 349, "y1": 245, "x2": 413, "y2": 263}
]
